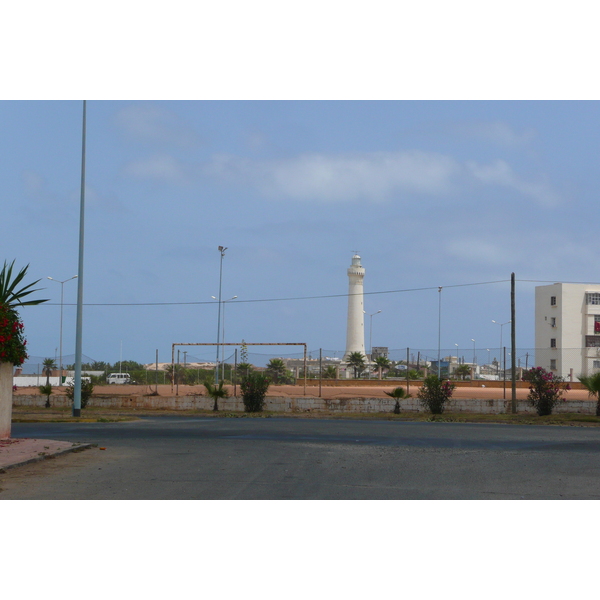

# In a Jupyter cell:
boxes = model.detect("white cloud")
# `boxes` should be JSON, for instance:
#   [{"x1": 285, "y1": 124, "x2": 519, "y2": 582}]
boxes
[
  {"x1": 123, "y1": 154, "x2": 186, "y2": 182},
  {"x1": 121, "y1": 147, "x2": 564, "y2": 208},
  {"x1": 115, "y1": 104, "x2": 198, "y2": 147},
  {"x1": 454, "y1": 121, "x2": 537, "y2": 146},
  {"x1": 466, "y1": 159, "x2": 562, "y2": 207},
  {"x1": 203, "y1": 150, "x2": 461, "y2": 201}
]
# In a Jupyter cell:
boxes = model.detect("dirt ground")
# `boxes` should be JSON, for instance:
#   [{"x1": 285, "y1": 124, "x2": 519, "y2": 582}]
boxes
[{"x1": 14, "y1": 382, "x2": 595, "y2": 402}]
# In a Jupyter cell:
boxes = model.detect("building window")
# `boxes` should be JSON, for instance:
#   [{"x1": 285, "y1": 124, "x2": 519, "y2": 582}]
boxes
[
  {"x1": 586, "y1": 293, "x2": 600, "y2": 305},
  {"x1": 550, "y1": 359, "x2": 557, "y2": 370},
  {"x1": 550, "y1": 338, "x2": 556, "y2": 348},
  {"x1": 593, "y1": 361, "x2": 600, "y2": 370},
  {"x1": 551, "y1": 317, "x2": 556, "y2": 327},
  {"x1": 550, "y1": 296, "x2": 557, "y2": 306},
  {"x1": 595, "y1": 316, "x2": 600, "y2": 334},
  {"x1": 586, "y1": 336, "x2": 600, "y2": 348}
]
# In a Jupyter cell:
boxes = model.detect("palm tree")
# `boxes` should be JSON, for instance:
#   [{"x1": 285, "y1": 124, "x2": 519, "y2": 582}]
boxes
[
  {"x1": 266, "y1": 358, "x2": 288, "y2": 384},
  {"x1": 0, "y1": 261, "x2": 48, "y2": 310},
  {"x1": 42, "y1": 358, "x2": 56, "y2": 408},
  {"x1": 204, "y1": 380, "x2": 229, "y2": 411},
  {"x1": 374, "y1": 356, "x2": 391, "y2": 380},
  {"x1": 454, "y1": 364, "x2": 471, "y2": 381},
  {"x1": 321, "y1": 365, "x2": 337, "y2": 379},
  {"x1": 346, "y1": 352, "x2": 366, "y2": 379},
  {"x1": 578, "y1": 372, "x2": 600, "y2": 416},
  {"x1": 385, "y1": 386, "x2": 411, "y2": 414},
  {"x1": 165, "y1": 364, "x2": 184, "y2": 385},
  {"x1": 0, "y1": 261, "x2": 48, "y2": 439},
  {"x1": 43, "y1": 358, "x2": 56, "y2": 386},
  {"x1": 236, "y1": 362, "x2": 254, "y2": 376}
]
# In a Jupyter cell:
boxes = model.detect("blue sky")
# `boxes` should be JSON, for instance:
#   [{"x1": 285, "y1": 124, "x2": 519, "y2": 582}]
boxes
[{"x1": 3, "y1": 100, "x2": 599, "y2": 365}]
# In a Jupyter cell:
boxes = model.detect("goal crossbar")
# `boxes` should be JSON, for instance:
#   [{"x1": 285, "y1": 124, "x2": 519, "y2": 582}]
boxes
[{"x1": 171, "y1": 342, "x2": 307, "y2": 396}]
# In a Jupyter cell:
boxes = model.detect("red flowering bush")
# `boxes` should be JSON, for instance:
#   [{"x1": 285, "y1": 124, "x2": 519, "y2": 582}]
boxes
[
  {"x1": 523, "y1": 367, "x2": 570, "y2": 416},
  {"x1": 0, "y1": 304, "x2": 27, "y2": 365},
  {"x1": 0, "y1": 260, "x2": 47, "y2": 367}
]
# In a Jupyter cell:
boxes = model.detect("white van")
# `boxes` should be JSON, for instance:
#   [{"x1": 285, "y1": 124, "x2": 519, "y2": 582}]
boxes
[{"x1": 107, "y1": 372, "x2": 131, "y2": 384}]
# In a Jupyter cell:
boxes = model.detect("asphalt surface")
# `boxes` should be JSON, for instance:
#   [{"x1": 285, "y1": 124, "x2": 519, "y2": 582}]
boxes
[{"x1": 2, "y1": 416, "x2": 600, "y2": 499}]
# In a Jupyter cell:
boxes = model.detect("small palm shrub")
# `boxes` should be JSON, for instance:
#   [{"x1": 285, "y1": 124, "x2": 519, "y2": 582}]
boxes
[
  {"x1": 204, "y1": 380, "x2": 229, "y2": 412},
  {"x1": 39, "y1": 383, "x2": 52, "y2": 408},
  {"x1": 384, "y1": 386, "x2": 411, "y2": 414},
  {"x1": 523, "y1": 367, "x2": 570, "y2": 416},
  {"x1": 578, "y1": 372, "x2": 600, "y2": 416},
  {"x1": 417, "y1": 375, "x2": 455, "y2": 414},
  {"x1": 241, "y1": 372, "x2": 270, "y2": 412}
]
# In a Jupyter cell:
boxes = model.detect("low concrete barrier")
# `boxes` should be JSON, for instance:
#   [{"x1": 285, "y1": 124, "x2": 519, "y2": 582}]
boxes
[{"x1": 13, "y1": 394, "x2": 598, "y2": 414}]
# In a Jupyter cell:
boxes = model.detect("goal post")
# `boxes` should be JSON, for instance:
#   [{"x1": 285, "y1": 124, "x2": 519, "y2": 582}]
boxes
[{"x1": 171, "y1": 342, "x2": 307, "y2": 396}]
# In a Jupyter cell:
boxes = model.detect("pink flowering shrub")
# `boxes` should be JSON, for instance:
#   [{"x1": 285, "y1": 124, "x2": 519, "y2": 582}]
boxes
[
  {"x1": 522, "y1": 367, "x2": 570, "y2": 416},
  {"x1": 417, "y1": 375, "x2": 456, "y2": 414}
]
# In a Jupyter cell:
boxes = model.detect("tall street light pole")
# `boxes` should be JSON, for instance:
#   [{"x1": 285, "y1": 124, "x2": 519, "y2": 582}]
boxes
[
  {"x1": 492, "y1": 320, "x2": 511, "y2": 378},
  {"x1": 74, "y1": 100, "x2": 87, "y2": 418},
  {"x1": 47, "y1": 275, "x2": 77, "y2": 382},
  {"x1": 363, "y1": 310, "x2": 382, "y2": 356},
  {"x1": 471, "y1": 338, "x2": 476, "y2": 365},
  {"x1": 215, "y1": 246, "x2": 227, "y2": 385},
  {"x1": 437, "y1": 287, "x2": 442, "y2": 377},
  {"x1": 363, "y1": 309, "x2": 381, "y2": 379},
  {"x1": 213, "y1": 295, "x2": 237, "y2": 382}
]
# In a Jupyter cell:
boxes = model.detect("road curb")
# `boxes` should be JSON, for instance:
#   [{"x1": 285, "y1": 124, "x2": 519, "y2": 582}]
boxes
[{"x1": 0, "y1": 443, "x2": 97, "y2": 473}]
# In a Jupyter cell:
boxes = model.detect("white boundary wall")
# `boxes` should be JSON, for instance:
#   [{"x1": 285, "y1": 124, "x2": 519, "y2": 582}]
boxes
[{"x1": 12, "y1": 394, "x2": 599, "y2": 414}]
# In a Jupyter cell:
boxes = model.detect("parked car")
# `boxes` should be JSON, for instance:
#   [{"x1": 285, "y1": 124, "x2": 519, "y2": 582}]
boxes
[{"x1": 106, "y1": 372, "x2": 131, "y2": 384}]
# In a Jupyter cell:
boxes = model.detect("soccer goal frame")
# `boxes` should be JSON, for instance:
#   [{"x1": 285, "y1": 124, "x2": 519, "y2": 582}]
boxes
[{"x1": 171, "y1": 342, "x2": 308, "y2": 395}]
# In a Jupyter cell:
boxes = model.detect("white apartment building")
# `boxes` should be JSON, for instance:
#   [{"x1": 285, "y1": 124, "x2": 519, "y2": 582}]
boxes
[{"x1": 535, "y1": 283, "x2": 600, "y2": 380}]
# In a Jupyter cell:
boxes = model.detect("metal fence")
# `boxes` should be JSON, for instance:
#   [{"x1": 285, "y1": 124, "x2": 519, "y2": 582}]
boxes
[{"x1": 18, "y1": 347, "x2": 599, "y2": 383}]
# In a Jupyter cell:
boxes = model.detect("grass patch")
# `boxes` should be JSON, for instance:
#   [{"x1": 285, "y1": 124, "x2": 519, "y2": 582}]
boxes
[{"x1": 11, "y1": 406, "x2": 600, "y2": 426}]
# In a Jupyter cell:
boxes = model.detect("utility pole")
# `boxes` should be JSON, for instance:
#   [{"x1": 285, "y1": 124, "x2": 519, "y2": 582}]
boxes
[
  {"x1": 73, "y1": 100, "x2": 86, "y2": 418},
  {"x1": 215, "y1": 246, "x2": 227, "y2": 385},
  {"x1": 511, "y1": 273, "x2": 517, "y2": 414}
]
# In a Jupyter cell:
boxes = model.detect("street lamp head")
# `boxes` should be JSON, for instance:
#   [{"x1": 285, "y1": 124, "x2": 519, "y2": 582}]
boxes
[{"x1": 48, "y1": 275, "x2": 78, "y2": 283}]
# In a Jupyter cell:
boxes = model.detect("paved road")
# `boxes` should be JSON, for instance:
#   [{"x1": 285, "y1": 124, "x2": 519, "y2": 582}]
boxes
[{"x1": 2, "y1": 417, "x2": 600, "y2": 499}]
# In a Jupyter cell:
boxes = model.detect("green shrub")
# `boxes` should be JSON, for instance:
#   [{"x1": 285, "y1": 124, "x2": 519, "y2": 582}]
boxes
[
  {"x1": 241, "y1": 372, "x2": 270, "y2": 413},
  {"x1": 417, "y1": 375, "x2": 455, "y2": 414},
  {"x1": 65, "y1": 378, "x2": 94, "y2": 409}
]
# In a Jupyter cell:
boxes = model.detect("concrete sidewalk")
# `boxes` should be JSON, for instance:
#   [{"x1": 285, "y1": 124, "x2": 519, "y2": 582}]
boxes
[{"x1": 0, "y1": 438, "x2": 94, "y2": 471}]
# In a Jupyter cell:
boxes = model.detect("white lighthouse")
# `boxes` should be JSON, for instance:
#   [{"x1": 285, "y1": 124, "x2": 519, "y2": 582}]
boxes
[{"x1": 344, "y1": 253, "x2": 366, "y2": 358}]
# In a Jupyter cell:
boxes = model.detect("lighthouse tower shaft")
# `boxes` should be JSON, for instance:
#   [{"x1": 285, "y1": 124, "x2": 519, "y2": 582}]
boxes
[{"x1": 345, "y1": 254, "x2": 365, "y2": 358}]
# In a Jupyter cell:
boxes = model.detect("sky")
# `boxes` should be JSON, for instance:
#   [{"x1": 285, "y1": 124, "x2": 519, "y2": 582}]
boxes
[{"x1": 3, "y1": 100, "x2": 600, "y2": 367}]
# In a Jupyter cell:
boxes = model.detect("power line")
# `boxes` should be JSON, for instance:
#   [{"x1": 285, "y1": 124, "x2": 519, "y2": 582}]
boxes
[{"x1": 38, "y1": 279, "x2": 511, "y2": 307}]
